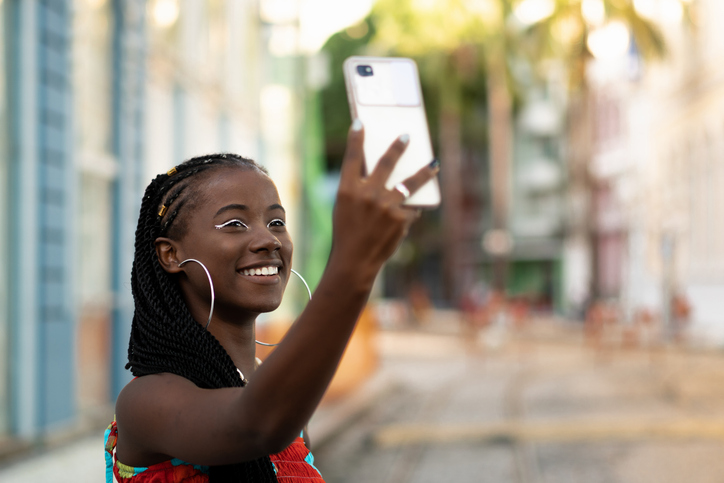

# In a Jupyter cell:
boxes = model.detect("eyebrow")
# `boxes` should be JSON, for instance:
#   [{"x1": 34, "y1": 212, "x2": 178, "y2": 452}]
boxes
[
  {"x1": 215, "y1": 203, "x2": 286, "y2": 216},
  {"x1": 215, "y1": 204, "x2": 248, "y2": 216},
  {"x1": 268, "y1": 203, "x2": 286, "y2": 213}
]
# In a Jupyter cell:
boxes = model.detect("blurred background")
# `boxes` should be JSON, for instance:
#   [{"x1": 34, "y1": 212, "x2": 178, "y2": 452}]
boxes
[{"x1": 2, "y1": 0, "x2": 724, "y2": 482}]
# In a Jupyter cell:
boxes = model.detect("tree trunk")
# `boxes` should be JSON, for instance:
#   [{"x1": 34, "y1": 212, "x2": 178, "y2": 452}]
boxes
[
  {"x1": 486, "y1": 58, "x2": 513, "y2": 292},
  {"x1": 439, "y1": 70, "x2": 464, "y2": 304},
  {"x1": 565, "y1": 86, "x2": 596, "y2": 313},
  {"x1": 440, "y1": 109, "x2": 463, "y2": 303}
]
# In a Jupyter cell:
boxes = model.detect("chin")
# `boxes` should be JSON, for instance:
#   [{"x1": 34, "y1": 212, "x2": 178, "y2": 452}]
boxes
[{"x1": 252, "y1": 299, "x2": 284, "y2": 314}]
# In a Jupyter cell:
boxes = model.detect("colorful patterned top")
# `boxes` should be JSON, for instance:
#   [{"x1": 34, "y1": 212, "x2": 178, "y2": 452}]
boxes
[{"x1": 104, "y1": 420, "x2": 325, "y2": 483}]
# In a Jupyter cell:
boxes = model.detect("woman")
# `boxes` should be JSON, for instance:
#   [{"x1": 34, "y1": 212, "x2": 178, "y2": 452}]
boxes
[{"x1": 104, "y1": 120, "x2": 440, "y2": 482}]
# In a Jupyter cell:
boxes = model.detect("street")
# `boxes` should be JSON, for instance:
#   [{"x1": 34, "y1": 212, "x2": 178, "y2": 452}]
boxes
[
  {"x1": 3, "y1": 314, "x2": 724, "y2": 483},
  {"x1": 312, "y1": 316, "x2": 724, "y2": 483}
]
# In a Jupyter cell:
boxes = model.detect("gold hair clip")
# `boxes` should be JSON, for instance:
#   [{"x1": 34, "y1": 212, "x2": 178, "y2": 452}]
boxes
[
  {"x1": 167, "y1": 167, "x2": 177, "y2": 176},
  {"x1": 158, "y1": 205, "x2": 168, "y2": 217}
]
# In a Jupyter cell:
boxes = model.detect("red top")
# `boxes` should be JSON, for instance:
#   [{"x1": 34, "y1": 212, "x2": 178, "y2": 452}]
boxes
[{"x1": 104, "y1": 420, "x2": 325, "y2": 483}]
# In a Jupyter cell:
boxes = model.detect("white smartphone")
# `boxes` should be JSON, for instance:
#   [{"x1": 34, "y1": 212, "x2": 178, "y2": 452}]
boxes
[{"x1": 343, "y1": 56, "x2": 441, "y2": 208}]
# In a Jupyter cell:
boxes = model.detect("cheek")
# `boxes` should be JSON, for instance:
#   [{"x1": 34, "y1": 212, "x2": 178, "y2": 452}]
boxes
[{"x1": 282, "y1": 237, "x2": 293, "y2": 263}]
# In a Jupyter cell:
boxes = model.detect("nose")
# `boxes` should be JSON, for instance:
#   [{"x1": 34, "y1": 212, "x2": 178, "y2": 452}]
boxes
[{"x1": 249, "y1": 228, "x2": 282, "y2": 253}]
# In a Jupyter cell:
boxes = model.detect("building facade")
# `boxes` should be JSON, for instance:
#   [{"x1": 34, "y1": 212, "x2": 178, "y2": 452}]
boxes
[
  {"x1": 584, "y1": 0, "x2": 724, "y2": 343},
  {"x1": 0, "y1": 0, "x2": 314, "y2": 447}
]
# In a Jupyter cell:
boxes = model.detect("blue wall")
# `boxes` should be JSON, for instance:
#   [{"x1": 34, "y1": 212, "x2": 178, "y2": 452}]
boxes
[
  {"x1": 7, "y1": 0, "x2": 75, "y2": 436},
  {"x1": 5, "y1": 0, "x2": 147, "y2": 437},
  {"x1": 36, "y1": 0, "x2": 75, "y2": 430}
]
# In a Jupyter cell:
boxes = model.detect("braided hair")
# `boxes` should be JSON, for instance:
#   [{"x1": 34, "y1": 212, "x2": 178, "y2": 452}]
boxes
[{"x1": 127, "y1": 153, "x2": 279, "y2": 482}]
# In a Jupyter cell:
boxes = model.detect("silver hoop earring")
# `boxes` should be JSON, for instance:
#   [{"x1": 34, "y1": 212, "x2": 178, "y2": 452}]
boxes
[
  {"x1": 178, "y1": 258, "x2": 215, "y2": 330},
  {"x1": 255, "y1": 269, "x2": 312, "y2": 347}
]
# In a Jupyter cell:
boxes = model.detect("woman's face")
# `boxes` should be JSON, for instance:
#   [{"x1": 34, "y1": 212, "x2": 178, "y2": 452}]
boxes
[{"x1": 172, "y1": 167, "x2": 293, "y2": 318}]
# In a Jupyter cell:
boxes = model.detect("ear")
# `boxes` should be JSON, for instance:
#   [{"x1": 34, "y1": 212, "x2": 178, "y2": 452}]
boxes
[{"x1": 155, "y1": 237, "x2": 184, "y2": 274}]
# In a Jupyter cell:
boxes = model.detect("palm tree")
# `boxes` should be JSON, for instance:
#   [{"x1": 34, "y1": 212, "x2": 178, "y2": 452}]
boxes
[{"x1": 368, "y1": 0, "x2": 673, "y2": 302}]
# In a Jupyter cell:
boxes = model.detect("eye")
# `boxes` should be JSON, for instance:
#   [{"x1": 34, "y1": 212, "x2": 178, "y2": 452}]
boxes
[
  {"x1": 215, "y1": 219, "x2": 248, "y2": 230},
  {"x1": 268, "y1": 218, "x2": 286, "y2": 228}
]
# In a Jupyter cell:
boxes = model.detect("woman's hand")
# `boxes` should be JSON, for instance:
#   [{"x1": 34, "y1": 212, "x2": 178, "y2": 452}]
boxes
[{"x1": 329, "y1": 120, "x2": 440, "y2": 285}]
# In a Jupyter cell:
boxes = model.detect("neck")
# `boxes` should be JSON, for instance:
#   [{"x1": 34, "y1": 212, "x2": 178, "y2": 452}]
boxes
[
  {"x1": 180, "y1": 283, "x2": 259, "y2": 377},
  {"x1": 206, "y1": 313, "x2": 258, "y2": 378}
]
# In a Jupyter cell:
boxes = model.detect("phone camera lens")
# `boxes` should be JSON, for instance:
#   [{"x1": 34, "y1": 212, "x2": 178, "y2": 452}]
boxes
[{"x1": 356, "y1": 65, "x2": 373, "y2": 77}]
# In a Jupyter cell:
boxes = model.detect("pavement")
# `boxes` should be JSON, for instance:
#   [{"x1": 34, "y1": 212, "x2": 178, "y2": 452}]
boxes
[
  {"x1": 4, "y1": 313, "x2": 724, "y2": 482},
  {"x1": 311, "y1": 316, "x2": 724, "y2": 483}
]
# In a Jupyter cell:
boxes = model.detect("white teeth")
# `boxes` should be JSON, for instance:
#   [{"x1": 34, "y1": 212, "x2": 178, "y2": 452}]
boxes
[{"x1": 242, "y1": 266, "x2": 279, "y2": 276}]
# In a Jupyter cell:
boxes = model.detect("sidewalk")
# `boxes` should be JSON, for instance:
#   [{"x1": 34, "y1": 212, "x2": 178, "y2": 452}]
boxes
[
  {"x1": 313, "y1": 317, "x2": 724, "y2": 483},
  {"x1": 0, "y1": 434, "x2": 106, "y2": 483},
  {"x1": 4, "y1": 314, "x2": 724, "y2": 482}
]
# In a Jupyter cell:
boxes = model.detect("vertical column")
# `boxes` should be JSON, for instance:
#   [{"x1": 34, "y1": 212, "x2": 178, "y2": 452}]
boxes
[
  {"x1": 7, "y1": 0, "x2": 75, "y2": 436},
  {"x1": 110, "y1": 0, "x2": 146, "y2": 399},
  {"x1": 0, "y1": 1, "x2": 8, "y2": 436},
  {"x1": 7, "y1": 0, "x2": 40, "y2": 438},
  {"x1": 36, "y1": 0, "x2": 75, "y2": 429}
]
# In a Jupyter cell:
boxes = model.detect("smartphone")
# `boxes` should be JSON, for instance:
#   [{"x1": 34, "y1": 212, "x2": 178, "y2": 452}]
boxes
[{"x1": 343, "y1": 56, "x2": 441, "y2": 208}]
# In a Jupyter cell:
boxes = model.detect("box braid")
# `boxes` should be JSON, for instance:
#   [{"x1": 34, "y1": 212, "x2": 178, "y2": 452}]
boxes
[{"x1": 127, "y1": 153, "x2": 278, "y2": 482}]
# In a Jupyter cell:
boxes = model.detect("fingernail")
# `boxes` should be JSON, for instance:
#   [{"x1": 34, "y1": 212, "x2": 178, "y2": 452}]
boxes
[
  {"x1": 429, "y1": 158, "x2": 440, "y2": 169},
  {"x1": 351, "y1": 119, "x2": 363, "y2": 131},
  {"x1": 399, "y1": 134, "x2": 410, "y2": 145}
]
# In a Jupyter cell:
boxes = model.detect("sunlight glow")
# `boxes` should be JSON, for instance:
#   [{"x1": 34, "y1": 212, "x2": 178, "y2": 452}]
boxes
[
  {"x1": 413, "y1": 0, "x2": 438, "y2": 11},
  {"x1": 634, "y1": 0, "x2": 685, "y2": 23},
  {"x1": 466, "y1": 0, "x2": 502, "y2": 18},
  {"x1": 151, "y1": 0, "x2": 179, "y2": 28},
  {"x1": 552, "y1": 15, "x2": 583, "y2": 46},
  {"x1": 581, "y1": 0, "x2": 605, "y2": 26},
  {"x1": 514, "y1": 0, "x2": 556, "y2": 26},
  {"x1": 587, "y1": 21, "x2": 630, "y2": 59},
  {"x1": 260, "y1": 0, "x2": 299, "y2": 24},
  {"x1": 299, "y1": 0, "x2": 374, "y2": 53},
  {"x1": 633, "y1": 0, "x2": 656, "y2": 19},
  {"x1": 661, "y1": 0, "x2": 684, "y2": 23}
]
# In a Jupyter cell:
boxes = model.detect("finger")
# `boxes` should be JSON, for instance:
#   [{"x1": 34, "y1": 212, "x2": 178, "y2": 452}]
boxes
[
  {"x1": 397, "y1": 158, "x2": 441, "y2": 198},
  {"x1": 399, "y1": 207, "x2": 422, "y2": 233},
  {"x1": 391, "y1": 182, "x2": 411, "y2": 203},
  {"x1": 339, "y1": 119, "x2": 365, "y2": 190},
  {"x1": 367, "y1": 134, "x2": 410, "y2": 188}
]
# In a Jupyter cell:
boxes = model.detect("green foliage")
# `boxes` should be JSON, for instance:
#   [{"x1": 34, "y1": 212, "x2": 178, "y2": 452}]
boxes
[
  {"x1": 370, "y1": 0, "x2": 504, "y2": 55},
  {"x1": 319, "y1": 18, "x2": 377, "y2": 171},
  {"x1": 318, "y1": 0, "x2": 673, "y2": 171}
]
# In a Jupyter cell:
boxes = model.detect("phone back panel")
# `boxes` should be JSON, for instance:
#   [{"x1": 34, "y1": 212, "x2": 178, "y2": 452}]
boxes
[{"x1": 344, "y1": 56, "x2": 440, "y2": 207}]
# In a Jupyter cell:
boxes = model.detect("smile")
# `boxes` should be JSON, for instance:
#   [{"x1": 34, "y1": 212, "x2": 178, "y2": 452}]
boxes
[{"x1": 240, "y1": 266, "x2": 279, "y2": 276}]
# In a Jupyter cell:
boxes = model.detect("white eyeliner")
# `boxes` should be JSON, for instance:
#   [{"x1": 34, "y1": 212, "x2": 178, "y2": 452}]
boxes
[{"x1": 215, "y1": 219, "x2": 248, "y2": 230}]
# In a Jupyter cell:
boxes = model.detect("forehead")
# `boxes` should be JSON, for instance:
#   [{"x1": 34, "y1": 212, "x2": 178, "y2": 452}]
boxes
[{"x1": 197, "y1": 167, "x2": 280, "y2": 210}]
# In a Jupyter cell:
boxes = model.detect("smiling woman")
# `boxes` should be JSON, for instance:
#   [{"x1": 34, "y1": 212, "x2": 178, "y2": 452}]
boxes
[{"x1": 105, "y1": 122, "x2": 440, "y2": 483}]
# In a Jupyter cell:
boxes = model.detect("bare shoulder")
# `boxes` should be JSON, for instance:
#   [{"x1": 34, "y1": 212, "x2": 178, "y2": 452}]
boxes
[
  {"x1": 115, "y1": 373, "x2": 201, "y2": 465},
  {"x1": 119, "y1": 371, "x2": 191, "y2": 399},
  {"x1": 114, "y1": 373, "x2": 255, "y2": 467},
  {"x1": 116, "y1": 373, "x2": 196, "y2": 422}
]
